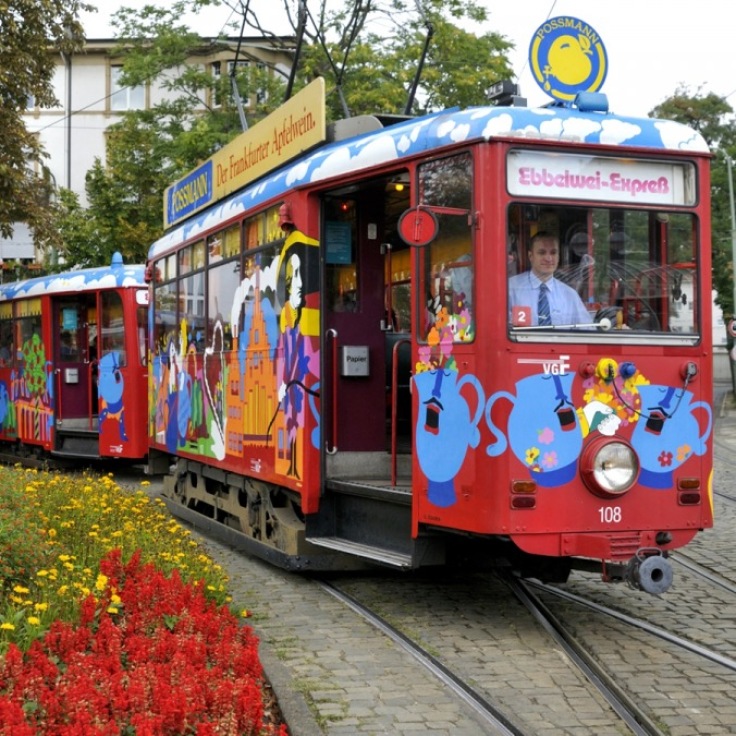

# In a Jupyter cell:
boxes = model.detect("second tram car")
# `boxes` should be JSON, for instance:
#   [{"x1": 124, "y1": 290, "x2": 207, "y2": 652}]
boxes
[
  {"x1": 149, "y1": 79, "x2": 714, "y2": 593},
  {"x1": 0, "y1": 254, "x2": 149, "y2": 462}
]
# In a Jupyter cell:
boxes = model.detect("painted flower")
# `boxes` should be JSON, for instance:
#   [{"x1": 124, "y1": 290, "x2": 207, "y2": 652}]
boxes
[
  {"x1": 677, "y1": 444, "x2": 692, "y2": 462},
  {"x1": 525, "y1": 447, "x2": 540, "y2": 465},
  {"x1": 658, "y1": 451, "x2": 673, "y2": 467}
]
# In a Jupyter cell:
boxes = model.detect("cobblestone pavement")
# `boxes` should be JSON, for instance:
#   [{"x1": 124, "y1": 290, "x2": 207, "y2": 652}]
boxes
[{"x1": 181, "y1": 382, "x2": 736, "y2": 736}]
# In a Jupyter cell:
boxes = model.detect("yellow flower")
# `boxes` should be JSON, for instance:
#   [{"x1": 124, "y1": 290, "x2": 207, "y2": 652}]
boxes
[
  {"x1": 95, "y1": 574, "x2": 109, "y2": 592},
  {"x1": 0, "y1": 622, "x2": 15, "y2": 631},
  {"x1": 34, "y1": 602, "x2": 48, "y2": 612},
  {"x1": 27, "y1": 616, "x2": 41, "y2": 626},
  {"x1": 12, "y1": 585, "x2": 30, "y2": 594}
]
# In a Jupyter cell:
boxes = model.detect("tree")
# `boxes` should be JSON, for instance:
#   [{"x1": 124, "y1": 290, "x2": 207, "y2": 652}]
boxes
[
  {"x1": 0, "y1": 0, "x2": 91, "y2": 250},
  {"x1": 53, "y1": 0, "x2": 290, "y2": 267},
  {"x1": 54, "y1": 0, "x2": 515, "y2": 266},
  {"x1": 278, "y1": 0, "x2": 514, "y2": 117},
  {"x1": 652, "y1": 86, "x2": 736, "y2": 321}
]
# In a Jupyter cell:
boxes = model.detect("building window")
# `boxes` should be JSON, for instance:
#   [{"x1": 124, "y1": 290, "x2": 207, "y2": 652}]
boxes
[
  {"x1": 110, "y1": 65, "x2": 145, "y2": 111},
  {"x1": 211, "y1": 60, "x2": 264, "y2": 108}
]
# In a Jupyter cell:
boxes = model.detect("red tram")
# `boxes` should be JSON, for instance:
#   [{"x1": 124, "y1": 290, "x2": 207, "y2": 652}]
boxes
[
  {"x1": 0, "y1": 254, "x2": 149, "y2": 462},
  {"x1": 148, "y1": 78, "x2": 713, "y2": 593}
]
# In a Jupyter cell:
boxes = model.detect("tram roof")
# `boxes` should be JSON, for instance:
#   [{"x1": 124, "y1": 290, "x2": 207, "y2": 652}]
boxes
[
  {"x1": 0, "y1": 259, "x2": 145, "y2": 302},
  {"x1": 149, "y1": 103, "x2": 709, "y2": 261}
]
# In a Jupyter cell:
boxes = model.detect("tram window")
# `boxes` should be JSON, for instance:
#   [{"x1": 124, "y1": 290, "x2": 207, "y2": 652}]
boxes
[
  {"x1": 101, "y1": 292, "x2": 126, "y2": 365},
  {"x1": 223, "y1": 225, "x2": 240, "y2": 258},
  {"x1": 207, "y1": 261, "x2": 240, "y2": 350},
  {"x1": 420, "y1": 213, "x2": 474, "y2": 344},
  {"x1": 419, "y1": 154, "x2": 472, "y2": 209},
  {"x1": 192, "y1": 240, "x2": 206, "y2": 269},
  {"x1": 208, "y1": 233, "x2": 223, "y2": 265},
  {"x1": 179, "y1": 272, "x2": 206, "y2": 351},
  {"x1": 17, "y1": 315, "x2": 41, "y2": 365},
  {"x1": 265, "y1": 204, "x2": 282, "y2": 243},
  {"x1": 324, "y1": 200, "x2": 358, "y2": 313},
  {"x1": 245, "y1": 214, "x2": 265, "y2": 249},
  {"x1": 179, "y1": 244, "x2": 193, "y2": 275},
  {"x1": 0, "y1": 311, "x2": 12, "y2": 366},
  {"x1": 60, "y1": 330, "x2": 80, "y2": 361},
  {"x1": 388, "y1": 248, "x2": 411, "y2": 331},
  {"x1": 154, "y1": 281, "x2": 177, "y2": 353},
  {"x1": 162, "y1": 254, "x2": 177, "y2": 282},
  {"x1": 418, "y1": 154, "x2": 474, "y2": 344},
  {"x1": 137, "y1": 306, "x2": 147, "y2": 365},
  {"x1": 179, "y1": 240, "x2": 205, "y2": 275},
  {"x1": 507, "y1": 204, "x2": 700, "y2": 336}
]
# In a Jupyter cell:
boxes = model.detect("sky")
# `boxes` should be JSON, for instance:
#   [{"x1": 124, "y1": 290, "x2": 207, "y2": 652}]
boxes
[{"x1": 81, "y1": 0, "x2": 731, "y2": 119}]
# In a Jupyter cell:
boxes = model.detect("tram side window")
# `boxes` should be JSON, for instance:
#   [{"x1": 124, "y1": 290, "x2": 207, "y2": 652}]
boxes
[
  {"x1": 0, "y1": 314, "x2": 13, "y2": 366},
  {"x1": 137, "y1": 306, "x2": 147, "y2": 365},
  {"x1": 207, "y1": 261, "x2": 240, "y2": 351},
  {"x1": 101, "y1": 292, "x2": 126, "y2": 365},
  {"x1": 179, "y1": 272, "x2": 206, "y2": 351},
  {"x1": 154, "y1": 281, "x2": 178, "y2": 355},
  {"x1": 418, "y1": 154, "x2": 474, "y2": 344},
  {"x1": 18, "y1": 315, "x2": 41, "y2": 365}
]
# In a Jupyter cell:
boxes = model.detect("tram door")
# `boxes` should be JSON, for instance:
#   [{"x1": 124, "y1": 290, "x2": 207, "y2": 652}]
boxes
[
  {"x1": 322, "y1": 173, "x2": 412, "y2": 480},
  {"x1": 54, "y1": 296, "x2": 97, "y2": 426}
]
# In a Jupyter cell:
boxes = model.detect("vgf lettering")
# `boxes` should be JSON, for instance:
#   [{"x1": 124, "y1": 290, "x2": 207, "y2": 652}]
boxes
[{"x1": 542, "y1": 355, "x2": 570, "y2": 375}]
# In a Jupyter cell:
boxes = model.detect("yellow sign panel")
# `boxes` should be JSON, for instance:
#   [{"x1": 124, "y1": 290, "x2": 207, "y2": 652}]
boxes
[{"x1": 164, "y1": 78, "x2": 326, "y2": 229}]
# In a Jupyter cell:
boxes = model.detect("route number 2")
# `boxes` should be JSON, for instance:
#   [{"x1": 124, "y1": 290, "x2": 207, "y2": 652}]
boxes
[{"x1": 598, "y1": 506, "x2": 622, "y2": 523}]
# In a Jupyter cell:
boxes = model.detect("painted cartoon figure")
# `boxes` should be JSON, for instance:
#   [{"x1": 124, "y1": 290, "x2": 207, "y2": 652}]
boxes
[
  {"x1": 275, "y1": 234, "x2": 320, "y2": 479},
  {"x1": 98, "y1": 351, "x2": 128, "y2": 442}
]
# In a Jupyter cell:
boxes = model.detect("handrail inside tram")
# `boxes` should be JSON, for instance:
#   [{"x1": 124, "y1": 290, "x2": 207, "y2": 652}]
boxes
[
  {"x1": 390, "y1": 338, "x2": 411, "y2": 486},
  {"x1": 325, "y1": 328, "x2": 338, "y2": 455}
]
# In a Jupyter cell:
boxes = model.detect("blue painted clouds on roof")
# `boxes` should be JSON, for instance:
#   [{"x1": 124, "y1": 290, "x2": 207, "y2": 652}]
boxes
[{"x1": 148, "y1": 104, "x2": 709, "y2": 261}]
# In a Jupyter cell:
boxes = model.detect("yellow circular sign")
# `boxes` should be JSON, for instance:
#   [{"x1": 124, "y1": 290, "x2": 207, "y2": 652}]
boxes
[{"x1": 528, "y1": 17, "x2": 608, "y2": 103}]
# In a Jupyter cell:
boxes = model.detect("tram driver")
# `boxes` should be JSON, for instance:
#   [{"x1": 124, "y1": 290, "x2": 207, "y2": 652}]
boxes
[{"x1": 508, "y1": 231, "x2": 590, "y2": 328}]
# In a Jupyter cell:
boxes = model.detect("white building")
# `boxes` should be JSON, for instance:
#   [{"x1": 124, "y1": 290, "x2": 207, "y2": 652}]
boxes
[{"x1": 6, "y1": 36, "x2": 294, "y2": 264}]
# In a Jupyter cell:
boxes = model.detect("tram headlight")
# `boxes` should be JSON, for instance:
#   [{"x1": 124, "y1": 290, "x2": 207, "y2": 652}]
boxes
[{"x1": 581, "y1": 437, "x2": 638, "y2": 498}]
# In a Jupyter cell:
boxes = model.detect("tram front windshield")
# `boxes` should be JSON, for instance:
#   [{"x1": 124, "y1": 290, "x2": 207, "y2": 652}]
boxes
[{"x1": 506, "y1": 204, "x2": 699, "y2": 339}]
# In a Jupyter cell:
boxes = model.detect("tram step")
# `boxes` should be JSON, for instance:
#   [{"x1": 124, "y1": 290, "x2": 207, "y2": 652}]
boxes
[
  {"x1": 53, "y1": 433, "x2": 100, "y2": 459},
  {"x1": 306, "y1": 486, "x2": 445, "y2": 569},
  {"x1": 306, "y1": 536, "x2": 414, "y2": 568},
  {"x1": 326, "y1": 478, "x2": 412, "y2": 504}
]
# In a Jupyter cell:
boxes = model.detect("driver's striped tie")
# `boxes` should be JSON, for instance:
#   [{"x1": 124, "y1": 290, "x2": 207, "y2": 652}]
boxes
[{"x1": 538, "y1": 283, "x2": 551, "y2": 326}]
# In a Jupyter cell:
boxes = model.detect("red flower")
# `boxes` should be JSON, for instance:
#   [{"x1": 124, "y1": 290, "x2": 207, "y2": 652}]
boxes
[{"x1": 0, "y1": 549, "x2": 278, "y2": 735}]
